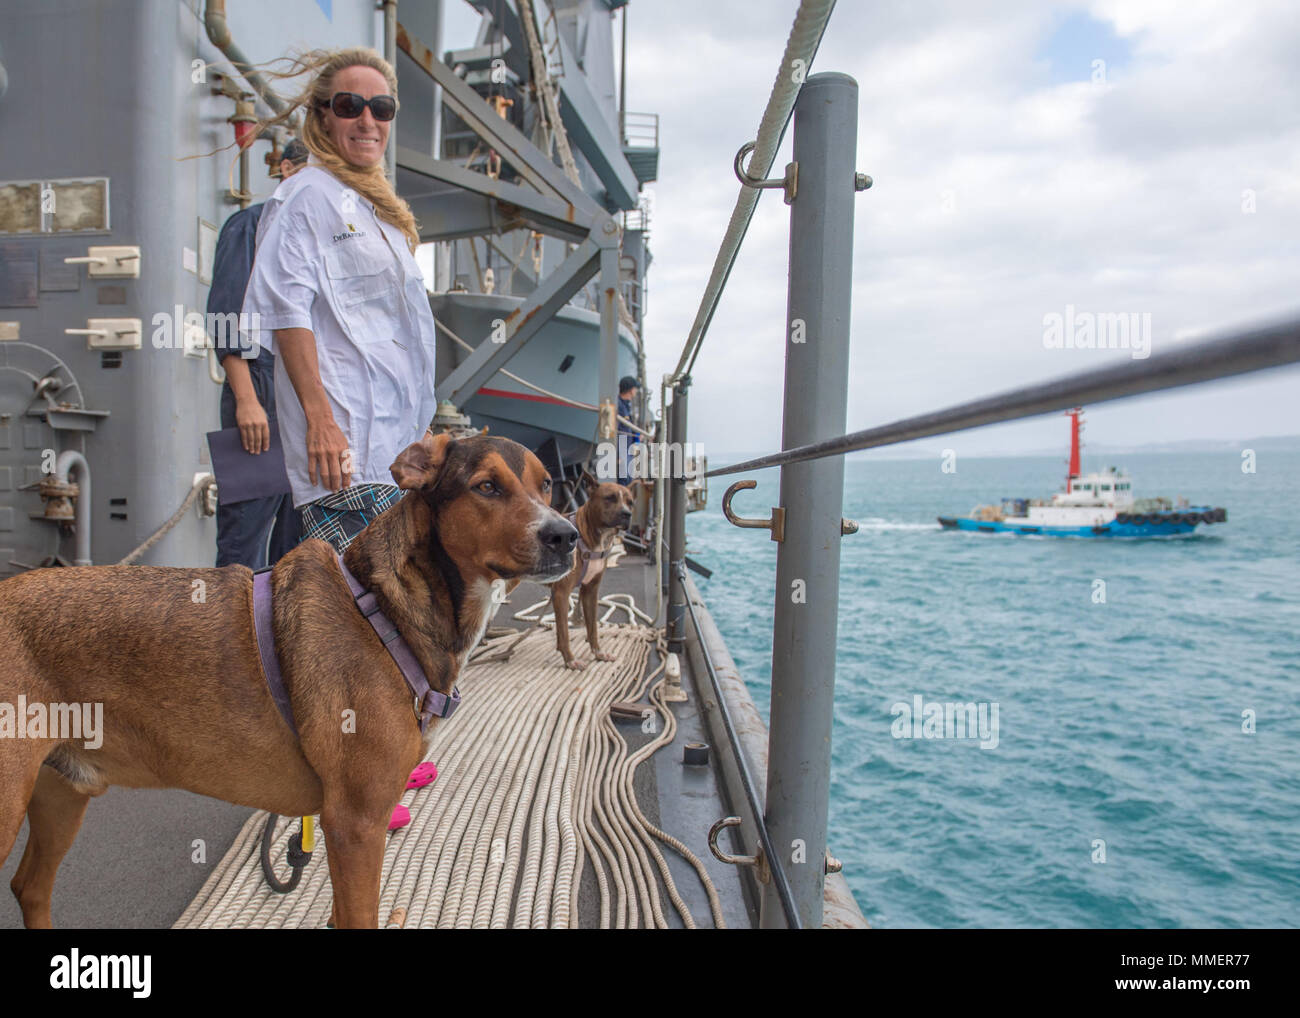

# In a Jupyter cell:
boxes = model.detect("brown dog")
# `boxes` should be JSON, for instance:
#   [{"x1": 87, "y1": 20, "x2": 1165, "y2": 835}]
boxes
[
  {"x1": 0, "y1": 432, "x2": 577, "y2": 928},
  {"x1": 549, "y1": 477, "x2": 638, "y2": 669}
]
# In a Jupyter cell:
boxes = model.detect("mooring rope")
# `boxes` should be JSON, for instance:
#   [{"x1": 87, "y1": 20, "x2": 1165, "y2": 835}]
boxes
[
  {"x1": 173, "y1": 622, "x2": 724, "y2": 928},
  {"x1": 116, "y1": 474, "x2": 215, "y2": 565}
]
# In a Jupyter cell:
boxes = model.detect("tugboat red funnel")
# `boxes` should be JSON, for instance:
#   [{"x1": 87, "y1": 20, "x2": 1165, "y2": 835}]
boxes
[{"x1": 1067, "y1": 407, "x2": 1082, "y2": 492}]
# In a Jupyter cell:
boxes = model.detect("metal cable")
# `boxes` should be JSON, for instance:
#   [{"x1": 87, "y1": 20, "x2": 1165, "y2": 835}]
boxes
[
  {"x1": 671, "y1": 0, "x2": 837, "y2": 382},
  {"x1": 706, "y1": 313, "x2": 1300, "y2": 478}
]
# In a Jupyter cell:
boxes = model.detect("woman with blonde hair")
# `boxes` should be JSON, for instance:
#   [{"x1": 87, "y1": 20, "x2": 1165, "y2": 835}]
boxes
[
  {"x1": 242, "y1": 47, "x2": 436, "y2": 551},
  {"x1": 239, "y1": 48, "x2": 443, "y2": 833}
]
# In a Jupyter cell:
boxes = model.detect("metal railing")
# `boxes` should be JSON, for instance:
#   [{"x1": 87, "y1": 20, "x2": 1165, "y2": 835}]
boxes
[
  {"x1": 620, "y1": 110, "x2": 659, "y2": 149},
  {"x1": 707, "y1": 315, "x2": 1300, "y2": 478},
  {"x1": 659, "y1": 0, "x2": 842, "y2": 933},
  {"x1": 678, "y1": 563, "x2": 803, "y2": 929},
  {"x1": 655, "y1": 0, "x2": 1299, "y2": 932},
  {"x1": 622, "y1": 200, "x2": 651, "y2": 233},
  {"x1": 620, "y1": 278, "x2": 643, "y2": 322}
]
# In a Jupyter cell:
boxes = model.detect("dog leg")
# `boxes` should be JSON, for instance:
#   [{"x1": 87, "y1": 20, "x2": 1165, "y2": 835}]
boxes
[
  {"x1": 9, "y1": 765, "x2": 90, "y2": 929},
  {"x1": 551, "y1": 585, "x2": 584, "y2": 669},
  {"x1": 1, "y1": 745, "x2": 54, "y2": 920},
  {"x1": 321, "y1": 795, "x2": 392, "y2": 929},
  {"x1": 581, "y1": 582, "x2": 614, "y2": 662}
]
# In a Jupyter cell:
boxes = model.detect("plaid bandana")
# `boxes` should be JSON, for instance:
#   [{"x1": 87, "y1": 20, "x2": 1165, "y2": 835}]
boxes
[{"x1": 298, "y1": 483, "x2": 404, "y2": 553}]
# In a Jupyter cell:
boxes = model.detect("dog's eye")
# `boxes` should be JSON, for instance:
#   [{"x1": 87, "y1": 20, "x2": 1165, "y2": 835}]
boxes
[{"x1": 476, "y1": 480, "x2": 497, "y2": 496}]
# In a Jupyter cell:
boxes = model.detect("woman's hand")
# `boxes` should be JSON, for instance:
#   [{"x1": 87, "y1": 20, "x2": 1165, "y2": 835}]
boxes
[
  {"x1": 305, "y1": 413, "x2": 352, "y2": 491},
  {"x1": 275, "y1": 327, "x2": 354, "y2": 492}
]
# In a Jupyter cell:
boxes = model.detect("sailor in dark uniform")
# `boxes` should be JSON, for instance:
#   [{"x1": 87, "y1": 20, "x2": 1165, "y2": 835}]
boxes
[
  {"x1": 617, "y1": 375, "x2": 641, "y2": 486},
  {"x1": 208, "y1": 138, "x2": 309, "y2": 567}
]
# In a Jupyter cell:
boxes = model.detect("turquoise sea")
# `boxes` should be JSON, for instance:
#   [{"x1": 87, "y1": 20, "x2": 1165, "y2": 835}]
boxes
[{"x1": 691, "y1": 449, "x2": 1299, "y2": 928}]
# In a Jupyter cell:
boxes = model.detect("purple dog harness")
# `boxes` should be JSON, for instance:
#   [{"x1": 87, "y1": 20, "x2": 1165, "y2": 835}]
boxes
[{"x1": 252, "y1": 556, "x2": 461, "y2": 738}]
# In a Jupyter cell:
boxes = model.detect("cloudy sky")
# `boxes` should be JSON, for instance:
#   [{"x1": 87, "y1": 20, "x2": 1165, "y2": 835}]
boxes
[{"x1": 451, "y1": 0, "x2": 1300, "y2": 458}]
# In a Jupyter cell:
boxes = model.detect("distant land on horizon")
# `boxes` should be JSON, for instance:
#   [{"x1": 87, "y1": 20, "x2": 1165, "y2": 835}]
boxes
[{"x1": 703, "y1": 434, "x2": 1300, "y2": 466}]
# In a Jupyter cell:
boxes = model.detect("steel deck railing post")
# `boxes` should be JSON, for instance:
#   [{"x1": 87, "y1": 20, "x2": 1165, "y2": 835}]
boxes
[
  {"x1": 761, "y1": 72, "x2": 859, "y2": 929},
  {"x1": 599, "y1": 242, "x2": 621, "y2": 420},
  {"x1": 658, "y1": 397, "x2": 670, "y2": 596},
  {"x1": 666, "y1": 377, "x2": 690, "y2": 651}
]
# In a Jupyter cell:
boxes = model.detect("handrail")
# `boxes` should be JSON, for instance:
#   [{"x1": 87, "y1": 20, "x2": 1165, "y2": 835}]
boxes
[
  {"x1": 669, "y1": 0, "x2": 837, "y2": 384},
  {"x1": 620, "y1": 111, "x2": 659, "y2": 149},
  {"x1": 706, "y1": 313, "x2": 1300, "y2": 478},
  {"x1": 677, "y1": 563, "x2": 802, "y2": 930}
]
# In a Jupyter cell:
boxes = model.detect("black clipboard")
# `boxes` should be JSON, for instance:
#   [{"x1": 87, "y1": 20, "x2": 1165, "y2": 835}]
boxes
[{"x1": 205, "y1": 425, "x2": 293, "y2": 504}]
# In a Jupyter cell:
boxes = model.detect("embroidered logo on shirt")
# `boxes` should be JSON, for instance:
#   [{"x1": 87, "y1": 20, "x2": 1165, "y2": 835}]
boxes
[{"x1": 332, "y1": 222, "x2": 367, "y2": 242}]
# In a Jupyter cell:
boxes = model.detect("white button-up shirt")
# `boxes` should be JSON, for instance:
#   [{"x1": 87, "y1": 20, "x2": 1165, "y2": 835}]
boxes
[{"x1": 241, "y1": 164, "x2": 437, "y2": 508}]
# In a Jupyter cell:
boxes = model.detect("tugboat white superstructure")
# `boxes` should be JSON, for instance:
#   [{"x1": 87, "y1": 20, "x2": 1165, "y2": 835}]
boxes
[{"x1": 938, "y1": 409, "x2": 1228, "y2": 537}]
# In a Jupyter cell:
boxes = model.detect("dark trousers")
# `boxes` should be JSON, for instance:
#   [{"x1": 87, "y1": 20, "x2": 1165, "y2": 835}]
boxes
[
  {"x1": 617, "y1": 433, "x2": 638, "y2": 486},
  {"x1": 215, "y1": 370, "x2": 301, "y2": 568}
]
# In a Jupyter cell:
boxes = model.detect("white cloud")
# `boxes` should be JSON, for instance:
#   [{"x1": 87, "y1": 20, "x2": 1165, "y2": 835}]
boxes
[{"x1": 629, "y1": 0, "x2": 1300, "y2": 457}]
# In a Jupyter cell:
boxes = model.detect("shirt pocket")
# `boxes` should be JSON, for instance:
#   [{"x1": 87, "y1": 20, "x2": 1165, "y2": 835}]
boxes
[{"x1": 324, "y1": 246, "x2": 400, "y2": 345}]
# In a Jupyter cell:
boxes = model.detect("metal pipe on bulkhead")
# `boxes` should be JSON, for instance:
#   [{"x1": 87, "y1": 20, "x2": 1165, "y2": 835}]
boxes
[
  {"x1": 203, "y1": 0, "x2": 290, "y2": 118},
  {"x1": 56, "y1": 451, "x2": 93, "y2": 566}
]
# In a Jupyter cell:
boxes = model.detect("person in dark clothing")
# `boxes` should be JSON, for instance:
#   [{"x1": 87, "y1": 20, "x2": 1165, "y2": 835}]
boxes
[
  {"x1": 617, "y1": 375, "x2": 640, "y2": 486},
  {"x1": 209, "y1": 138, "x2": 309, "y2": 568}
]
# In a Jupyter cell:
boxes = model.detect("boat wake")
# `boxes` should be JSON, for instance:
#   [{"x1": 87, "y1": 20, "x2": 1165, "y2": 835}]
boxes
[{"x1": 856, "y1": 518, "x2": 940, "y2": 532}]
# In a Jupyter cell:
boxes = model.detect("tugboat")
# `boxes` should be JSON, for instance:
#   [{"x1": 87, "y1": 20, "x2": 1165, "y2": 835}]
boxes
[{"x1": 937, "y1": 409, "x2": 1228, "y2": 537}]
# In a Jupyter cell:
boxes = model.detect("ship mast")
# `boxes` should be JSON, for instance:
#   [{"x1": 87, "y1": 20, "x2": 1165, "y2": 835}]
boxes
[{"x1": 1066, "y1": 407, "x2": 1083, "y2": 491}]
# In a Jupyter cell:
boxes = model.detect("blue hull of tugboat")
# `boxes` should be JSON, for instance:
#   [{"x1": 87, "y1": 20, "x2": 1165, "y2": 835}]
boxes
[{"x1": 937, "y1": 507, "x2": 1225, "y2": 538}]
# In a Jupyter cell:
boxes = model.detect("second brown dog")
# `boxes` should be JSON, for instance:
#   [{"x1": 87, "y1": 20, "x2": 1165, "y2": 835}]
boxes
[{"x1": 549, "y1": 477, "x2": 639, "y2": 669}]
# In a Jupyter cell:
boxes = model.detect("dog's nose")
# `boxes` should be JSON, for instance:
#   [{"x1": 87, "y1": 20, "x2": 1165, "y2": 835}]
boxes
[{"x1": 540, "y1": 515, "x2": 579, "y2": 551}]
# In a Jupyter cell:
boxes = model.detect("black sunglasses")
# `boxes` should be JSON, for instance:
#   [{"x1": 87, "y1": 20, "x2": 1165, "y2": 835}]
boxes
[{"x1": 319, "y1": 92, "x2": 397, "y2": 122}]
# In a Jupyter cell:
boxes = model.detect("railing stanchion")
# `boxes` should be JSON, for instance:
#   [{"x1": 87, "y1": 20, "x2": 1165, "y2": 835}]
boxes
[
  {"x1": 762, "y1": 71, "x2": 859, "y2": 929},
  {"x1": 666, "y1": 377, "x2": 690, "y2": 652}
]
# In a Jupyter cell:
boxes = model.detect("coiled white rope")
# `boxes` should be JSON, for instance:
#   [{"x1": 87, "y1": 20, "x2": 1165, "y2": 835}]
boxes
[{"x1": 174, "y1": 622, "x2": 724, "y2": 928}]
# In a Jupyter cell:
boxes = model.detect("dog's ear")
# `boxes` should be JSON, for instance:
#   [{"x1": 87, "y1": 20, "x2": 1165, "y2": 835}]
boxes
[
  {"x1": 580, "y1": 472, "x2": 599, "y2": 495},
  {"x1": 391, "y1": 431, "x2": 453, "y2": 490},
  {"x1": 626, "y1": 478, "x2": 645, "y2": 497}
]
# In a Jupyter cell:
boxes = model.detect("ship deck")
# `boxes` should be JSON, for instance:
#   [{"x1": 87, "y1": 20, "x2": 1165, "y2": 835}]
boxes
[{"x1": 0, "y1": 550, "x2": 755, "y2": 929}]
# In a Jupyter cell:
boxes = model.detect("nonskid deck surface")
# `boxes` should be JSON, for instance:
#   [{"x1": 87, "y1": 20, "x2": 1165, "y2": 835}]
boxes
[{"x1": 2, "y1": 552, "x2": 752, "y2": 929}]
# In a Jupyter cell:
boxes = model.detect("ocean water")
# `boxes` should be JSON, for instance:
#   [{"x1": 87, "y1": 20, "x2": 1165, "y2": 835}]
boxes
[{"x1": 690, "y1": 450, "x2": 1300, "y2": 928}]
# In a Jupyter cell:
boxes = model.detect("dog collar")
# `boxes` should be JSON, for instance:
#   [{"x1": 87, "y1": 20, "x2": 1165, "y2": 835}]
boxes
[
  {"x1": 565, "y1": 511, "x2": 611, "y2": 586},
  {"x1": 335, "y1": 554, "x2": 461, "y2": 732}
]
